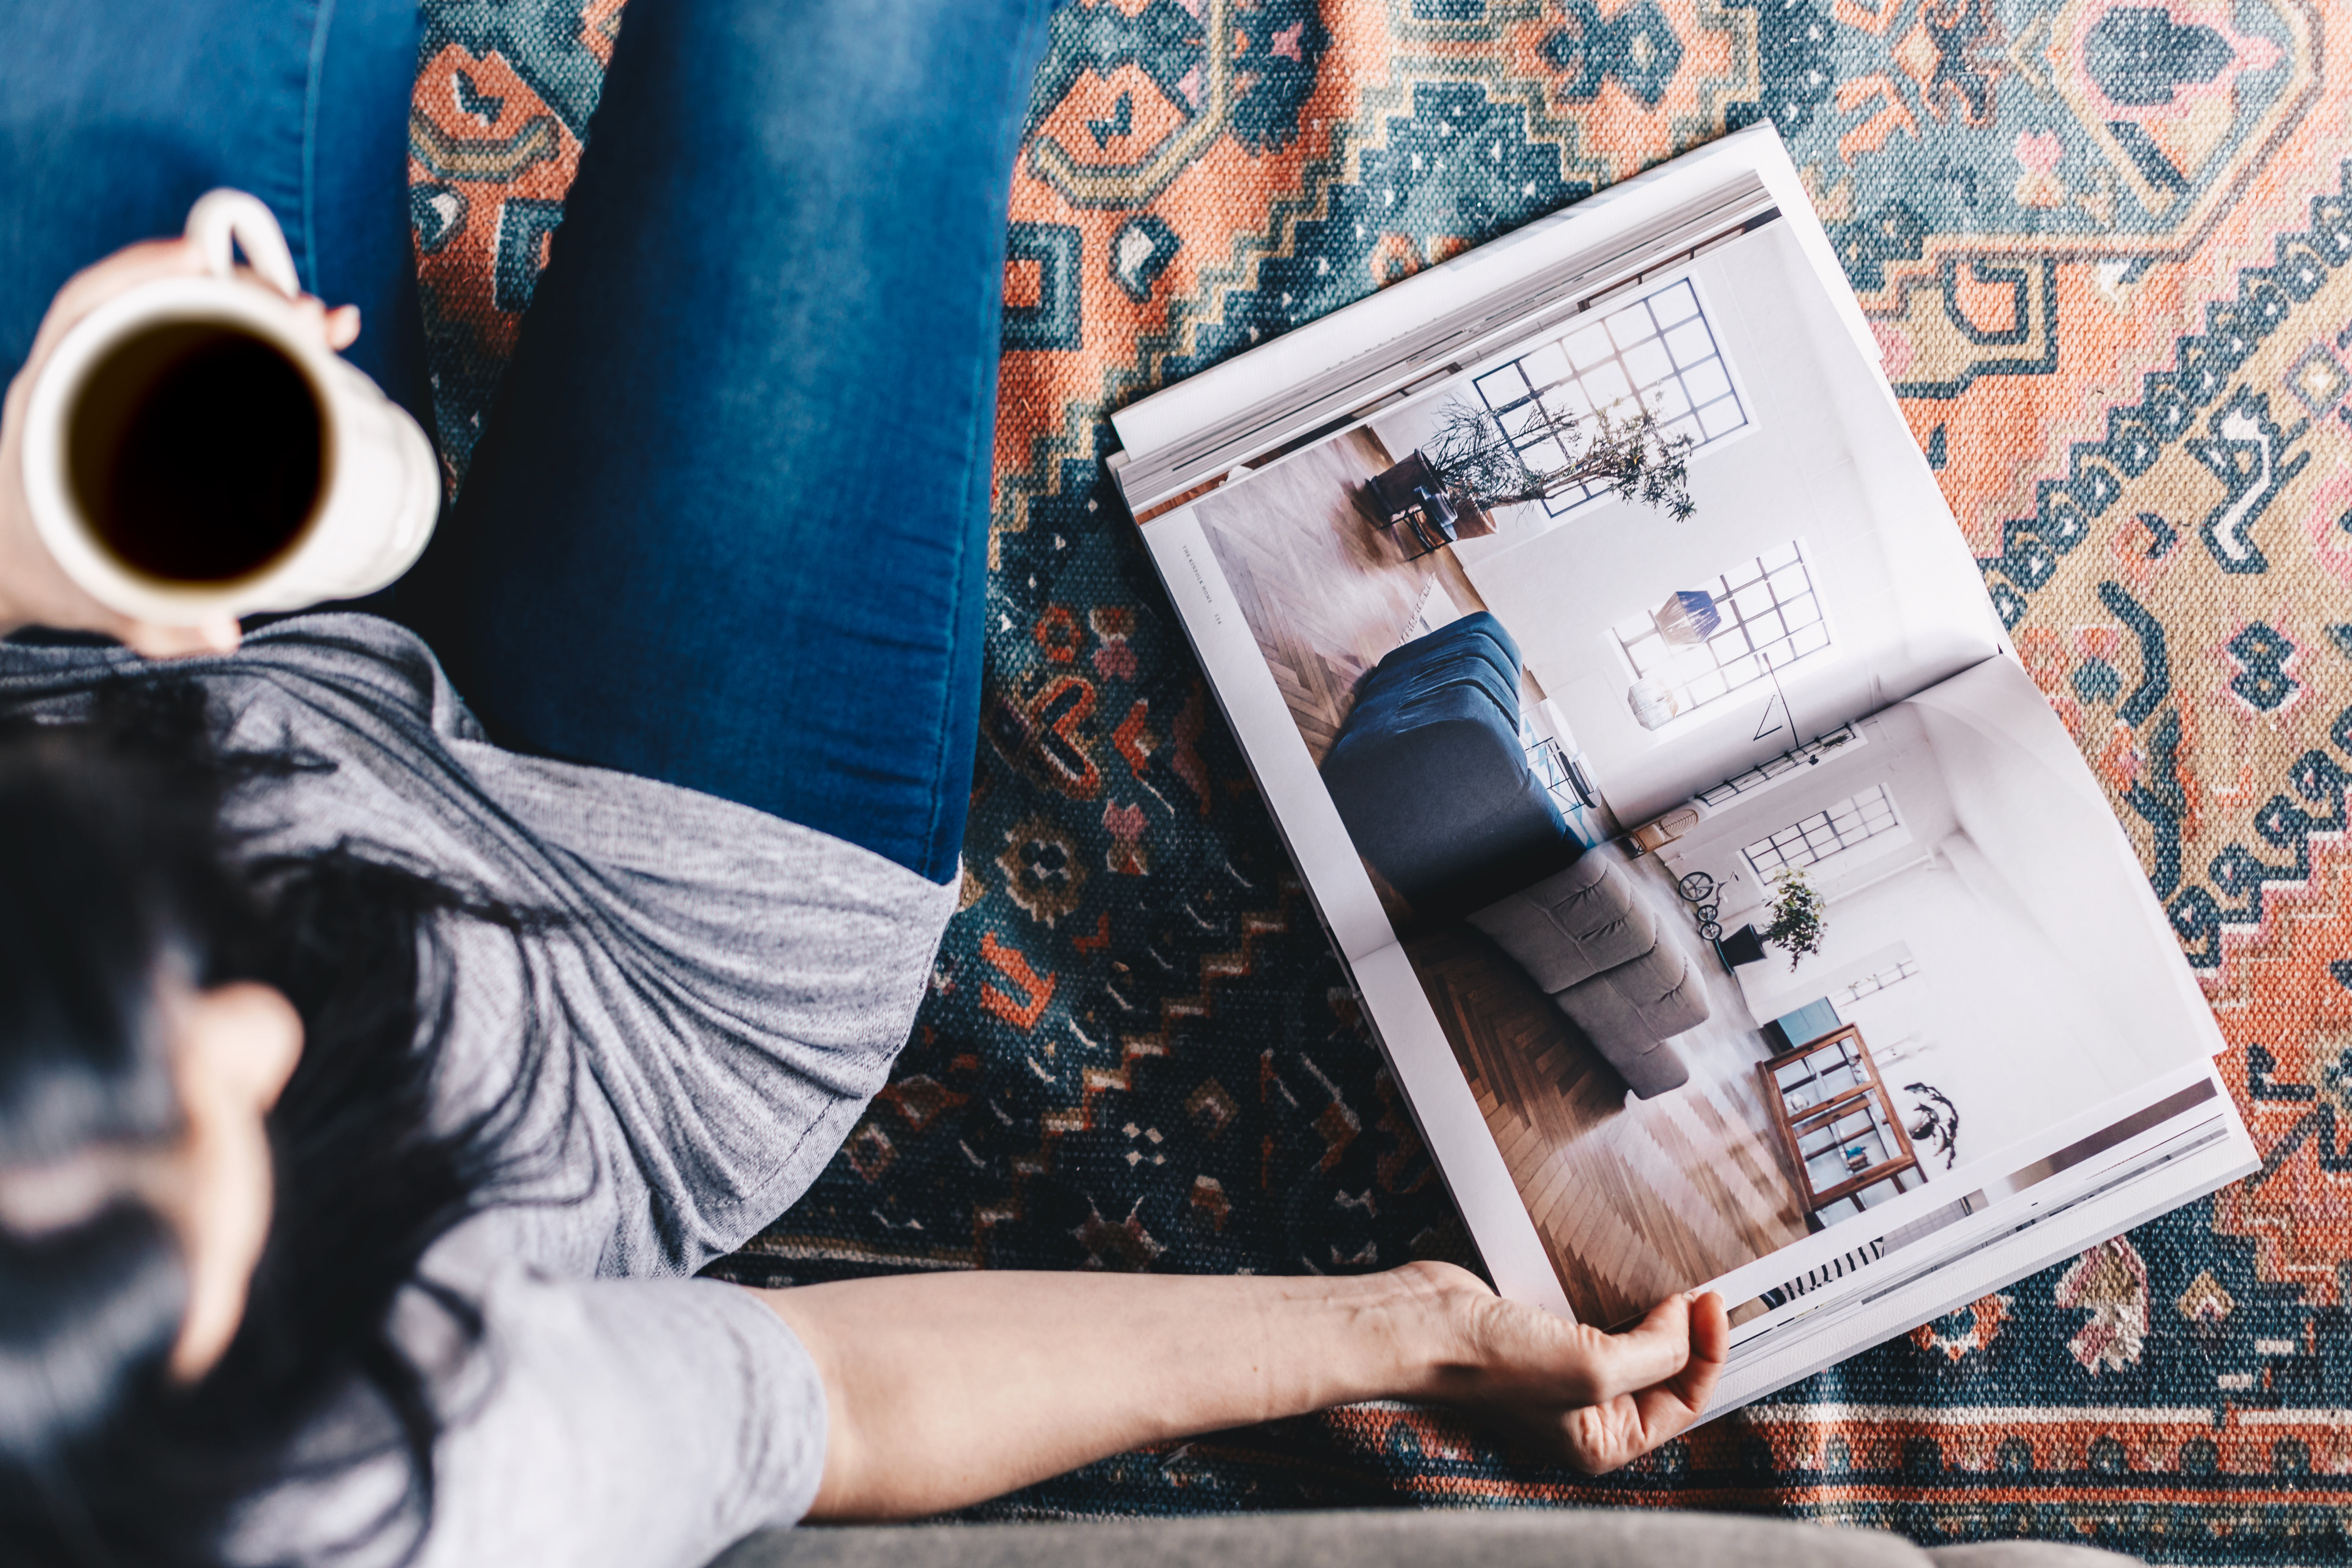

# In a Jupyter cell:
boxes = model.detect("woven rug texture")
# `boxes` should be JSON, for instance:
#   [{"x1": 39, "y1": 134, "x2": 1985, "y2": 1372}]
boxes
[{"x1": 408, "y1": 2, "x2": 2352, "y2": 1560}]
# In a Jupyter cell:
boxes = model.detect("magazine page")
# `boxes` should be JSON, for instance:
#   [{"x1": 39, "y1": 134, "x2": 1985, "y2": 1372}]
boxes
[
  {"x1": 1626, "y1": 656, "x2": 2229, "y2": 1319},
  {"x1": 1367, "y1": 650, "x2": 2233, "y2": 1332},
  {"x1": 1134, "y1": 206, "x2": 2242, "y2": 1331},
  {"x1": 1152, "y1": 457, "x2": 2238, "y2": 1329}
]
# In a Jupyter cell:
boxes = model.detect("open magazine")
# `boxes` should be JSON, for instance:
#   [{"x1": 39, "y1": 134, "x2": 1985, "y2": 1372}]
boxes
[{"x1": 1108, "y1": 123, "x2": 2257, "y2": 1412}]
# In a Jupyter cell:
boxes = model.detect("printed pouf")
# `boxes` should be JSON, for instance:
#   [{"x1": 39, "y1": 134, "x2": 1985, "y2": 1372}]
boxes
[{"x1": 412, "y1": 3, "x2": 2352, "y2": 1560}]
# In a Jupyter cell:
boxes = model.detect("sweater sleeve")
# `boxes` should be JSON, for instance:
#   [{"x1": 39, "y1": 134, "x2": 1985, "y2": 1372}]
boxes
[{"x1": 230, "y1": 1265, "x2": 827, "y2": 1568}]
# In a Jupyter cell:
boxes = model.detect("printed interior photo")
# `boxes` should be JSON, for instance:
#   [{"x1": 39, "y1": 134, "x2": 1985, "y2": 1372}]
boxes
[
  {"x1": 1184, "y1": 225, "x2": 2200, "y2": 1327},
  {"x1": 1447, "y1": 663, "x2": 2205, "y2": 1327}
]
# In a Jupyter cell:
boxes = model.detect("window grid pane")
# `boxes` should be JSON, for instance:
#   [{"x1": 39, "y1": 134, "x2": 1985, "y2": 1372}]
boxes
[
  {"x1": 1610, "y1": 546, "x2": 1831, "y2": 719},
  {"x1": 1743, "y1": 784, "x2": 1900, "y2": 877},
  {"x1": 1696, "y1": 725, "x2": 1862, "y2": 807},
  {"x1": 1474, "y1": 279, "x2": 1749, "y2": 517},
  {"x1": 1829, "y1": 958, "x2": 1921, "y2": 1008}
]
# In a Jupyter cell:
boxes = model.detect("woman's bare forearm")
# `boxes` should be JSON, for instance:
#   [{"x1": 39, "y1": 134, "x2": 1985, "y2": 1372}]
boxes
[
  {"x1": 759, "y1": 1266, "x2": 1450, "y2": 1519},
  {"x1": 754, "y1": 1262, "x2": 1725, "y2": 1521}
]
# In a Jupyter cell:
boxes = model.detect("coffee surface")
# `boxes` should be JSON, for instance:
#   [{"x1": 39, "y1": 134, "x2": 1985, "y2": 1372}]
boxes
[{"x1": 67, "y1": 321, "x2": 325, "y2": 583}]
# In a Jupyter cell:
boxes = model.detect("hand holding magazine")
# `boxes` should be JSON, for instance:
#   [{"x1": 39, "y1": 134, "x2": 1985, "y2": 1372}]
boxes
[{"x1": 1108, "y1": 123, "x2": 2256, "y2": 1415}]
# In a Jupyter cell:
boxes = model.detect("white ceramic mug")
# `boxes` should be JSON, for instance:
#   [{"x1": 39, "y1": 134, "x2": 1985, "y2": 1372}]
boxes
[{"x1": 19, "y1": 189, "x2": 440, "y2": 626}]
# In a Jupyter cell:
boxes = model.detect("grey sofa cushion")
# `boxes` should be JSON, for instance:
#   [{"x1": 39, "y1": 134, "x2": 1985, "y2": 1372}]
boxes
[
  {"x1": 1466, "y1": 855, "x2": 1656, "y2": 993},
  {"x1": 714, "y1": 1511, "x2": 2144, "y2": 1568},
  {"x1": 1594, "y1": 1031, "x2": 1692, "y2": 1097},
  {"x1": 1552, "y1": 933, "x2": 1709, "y2": 1096}
]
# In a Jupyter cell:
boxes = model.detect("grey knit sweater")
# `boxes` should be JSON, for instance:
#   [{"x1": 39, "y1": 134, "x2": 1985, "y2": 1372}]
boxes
[{"x1": 0, "y1": 613, "x2": 959, "y2": 1567}]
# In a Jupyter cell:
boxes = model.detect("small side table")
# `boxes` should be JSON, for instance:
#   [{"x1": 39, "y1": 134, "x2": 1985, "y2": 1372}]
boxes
[{"x1": 1398, "y1": 485, "x2": 1459, "y2": 558}]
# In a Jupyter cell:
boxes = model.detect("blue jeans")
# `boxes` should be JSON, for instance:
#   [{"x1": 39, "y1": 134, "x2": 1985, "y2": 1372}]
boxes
[{"x1": 0, "y1": 0, "x2": 1052, "y2": 883}]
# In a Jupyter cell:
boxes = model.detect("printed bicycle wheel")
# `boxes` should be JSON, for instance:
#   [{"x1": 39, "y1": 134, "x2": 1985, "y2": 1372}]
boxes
[{"x1": 1678, "y1": 871, "x2": 1716, "y2": 902}]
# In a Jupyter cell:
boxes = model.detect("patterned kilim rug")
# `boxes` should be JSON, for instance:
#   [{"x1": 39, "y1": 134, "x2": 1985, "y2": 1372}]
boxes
[{"x1": 412, "y1": 2, "x2": 2352, "y2": 1560}]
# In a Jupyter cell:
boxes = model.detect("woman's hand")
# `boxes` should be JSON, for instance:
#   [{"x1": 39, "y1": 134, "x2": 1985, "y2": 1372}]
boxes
[
  {"x1": 1408, "y1": 1261, "x2": 1728, "y2": 1474},
  {"x1": 0, "y1": 237, "x2": 360, "y2": 658},
  {"x1": 760, "y1": 1260, "x2": 1728, "y2": 1521}
]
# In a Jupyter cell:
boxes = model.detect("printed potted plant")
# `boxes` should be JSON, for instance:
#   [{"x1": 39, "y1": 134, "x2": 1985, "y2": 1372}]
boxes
[
  {"x1": 1416, "y1": 398, "x2": 1697, "y2": 520},
  {"x1": 1760, "y1": 868, "x2": 1826, "y2": 970},
  {"x1": 1717, "y1": 868, "x2": 1828, "y2": 971}
]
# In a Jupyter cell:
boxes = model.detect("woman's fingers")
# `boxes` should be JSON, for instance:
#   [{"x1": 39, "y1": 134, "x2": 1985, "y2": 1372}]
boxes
[
  {"x1": 1625, "y1": 1292, "x2": 1730, "y2": 1437},
  {"x1": 1562, "y1": 1291, "x2": 1698, "y2": 1402},
  {"x1": 1461, "y1": 1285, "x2": 1703, "y2": 1411},
  {"x1": 1683, "y1": 1290, "x2": 1730, "y2": 1386},
  {"x1": 16, "y1": 239, "x2": 210, "y2": 381},
  {"x1": 1558, "y1": 1291, "x2": 1728, "y2": 1474},
  {"x1": 325, "y1": 304, "x2": 361, "y2": 350},
  {"x1": 1420, "y1": 1272, "x2": 1728, "y2": 1476},
  {"x1": 1562, "y1": 1391, "x2": 1691, "y2": 1474}
]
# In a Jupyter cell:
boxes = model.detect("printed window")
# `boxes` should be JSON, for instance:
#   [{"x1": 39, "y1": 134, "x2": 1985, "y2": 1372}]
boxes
[
  {"x1": 1830, "y1": 959, "x2": 1921, "y2": 1009},
  {"x1": 1744, "y1": 784, "x2": 1900, "y2": 878},
  {"x1": 1610, "y1": 541, "x2": 1830, "y2": 717},
  {"x1": 1472, "y1": 277, "x2": 1749, "y2": 517},
  {"x1": 1697, "y1": 724, "x2": 1862, "y2": 808}
]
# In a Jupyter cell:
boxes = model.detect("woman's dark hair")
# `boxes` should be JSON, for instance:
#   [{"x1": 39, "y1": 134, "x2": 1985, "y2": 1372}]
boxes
[{"x1": 0, "y1": 677, "x2": 553, "y2": 1566}]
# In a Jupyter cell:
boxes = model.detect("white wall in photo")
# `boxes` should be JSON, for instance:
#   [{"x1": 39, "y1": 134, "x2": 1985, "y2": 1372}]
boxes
[
  {"x1": 1656, "y1": 669, "x2": 2210, "y2": 1171},
  {"x1": 1442, "y1": 221, "x2": 2000, "y2": 825}
]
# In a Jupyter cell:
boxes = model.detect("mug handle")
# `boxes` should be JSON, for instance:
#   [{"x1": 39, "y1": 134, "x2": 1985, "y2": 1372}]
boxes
[{"x1": 183, "y1": 189, "x2": 302, "y2": 298}]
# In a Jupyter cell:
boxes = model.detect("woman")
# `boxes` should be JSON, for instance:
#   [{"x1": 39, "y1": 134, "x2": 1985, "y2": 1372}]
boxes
[{"x1": 0, "y1": 2, "x2": 1727, "y2": 1564}]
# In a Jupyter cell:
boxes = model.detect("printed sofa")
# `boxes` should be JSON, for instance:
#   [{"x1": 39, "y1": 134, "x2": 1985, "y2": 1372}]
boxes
[
  {"x1": 1318, "y1": 613, "x2": 1575, "y2": 916},
  {"x1": 1316, "y1": 615, "x2": 1704, "y2": 1096},
  {"x1": 1465, "y1": 851, "x2": 1706, "y2": 1098}
]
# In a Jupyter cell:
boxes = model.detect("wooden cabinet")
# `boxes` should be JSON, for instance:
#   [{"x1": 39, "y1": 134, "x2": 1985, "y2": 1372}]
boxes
[{"x1": 1757, "y1": 1024, "x2": 1923, "y2": 1227}]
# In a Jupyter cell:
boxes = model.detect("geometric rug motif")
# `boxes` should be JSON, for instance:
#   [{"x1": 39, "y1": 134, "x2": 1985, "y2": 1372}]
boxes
[{"x1": 412, "y1": 2, "x2": 2352, "y2": 1559}]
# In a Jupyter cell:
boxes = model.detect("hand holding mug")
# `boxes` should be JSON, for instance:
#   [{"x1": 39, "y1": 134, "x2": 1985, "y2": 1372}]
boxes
[{"x1": 0, "y1": 191, "x2": 438, "y2": 658}]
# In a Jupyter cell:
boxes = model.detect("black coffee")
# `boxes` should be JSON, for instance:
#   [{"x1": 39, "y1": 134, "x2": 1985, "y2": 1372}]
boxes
[{"x1": 66, "y1": 320, "x2": 327, "y2": 583}]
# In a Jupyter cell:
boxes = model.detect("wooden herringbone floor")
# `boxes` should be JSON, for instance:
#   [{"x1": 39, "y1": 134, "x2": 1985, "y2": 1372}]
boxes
[
  {"x1": 1191, "y1": 428, "x2": 1491, "y2": 765},
  {"x1": 1405, "y1": 860, "x2": 1807, "y2": 1327}
]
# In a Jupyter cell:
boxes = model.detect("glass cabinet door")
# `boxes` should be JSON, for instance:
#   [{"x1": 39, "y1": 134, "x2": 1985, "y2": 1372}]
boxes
[
  {"x1": 1772, "y1": 1035, "x2": 1867, "y2": 1112},
  {"x1": 1795, "y1": 1101, "x2": 1899, "y2": 1191},
  {"x1": 1760, "y1": 1024, "x2": 1922, "y2": 1220}
]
